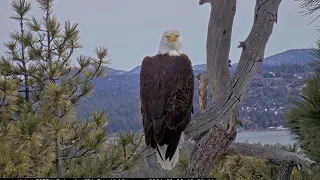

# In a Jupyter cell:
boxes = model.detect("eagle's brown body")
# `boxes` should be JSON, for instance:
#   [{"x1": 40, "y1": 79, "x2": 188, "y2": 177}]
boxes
[{"x1": 140, "y1": 53, "x2": 194, "y2": 168}]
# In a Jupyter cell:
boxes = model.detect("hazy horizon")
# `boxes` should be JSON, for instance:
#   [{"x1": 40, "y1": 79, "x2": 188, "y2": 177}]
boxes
[
  {"x1": 1, "y1": 0, "x2": 320, "y2": 71},
  {"x1": 109, "y1": 47, "x2": 309, "y2": 71}
]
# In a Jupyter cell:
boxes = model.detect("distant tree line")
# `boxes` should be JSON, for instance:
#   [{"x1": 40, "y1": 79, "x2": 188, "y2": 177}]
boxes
[{"x1": 77, "y1": 63, "x2": 316, "y2": 132}]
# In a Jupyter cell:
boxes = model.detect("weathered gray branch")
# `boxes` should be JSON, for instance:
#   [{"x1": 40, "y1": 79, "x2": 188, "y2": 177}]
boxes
[
  {"x1": 225, "y1": 143, "x2": 314, "y2": 170},
  {"x1": 141, "y1": 141, "x2": 314, "y2": 171},
  {"x1": 199, "y1": 0, "x2": 213, "y2": 5},
  {"x1": 276, "y1": 162, "x2": 294, "y2": 180},
  {"x1": 185, "y1": 0, "x2": 239, "y2": 176},
  {"x1": 183, "y1": 0, "x2": 282, "y2": 177},
  {"x1": 184, "y1": 0, "x2": 282, "y2": 140},
  {"x1": 194, "y1": 44, "x2": 304, "y2": 180},
  {"x1": 196, "y1": 72, "x2": 209, "y2": 111}
]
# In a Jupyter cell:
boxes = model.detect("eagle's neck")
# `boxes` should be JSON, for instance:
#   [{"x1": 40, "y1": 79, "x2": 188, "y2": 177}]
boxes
[{"x1": 158, "y1": 47, "x2": 182, "y2": 57}]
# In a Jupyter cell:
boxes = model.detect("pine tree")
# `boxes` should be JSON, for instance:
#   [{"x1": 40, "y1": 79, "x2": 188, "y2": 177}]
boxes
[
  {"x1": 286, "y1": 38, "x2": 320, "y2": 163},
  {"x1": 295, "y1": 0, "x2": 320, "y2": 24},
  {"x1": 286, "y1": 73, "x2": 320, "y2": 162},
  {"x1": 0, "y1": 0, "x2": 141, "y2": 177}
]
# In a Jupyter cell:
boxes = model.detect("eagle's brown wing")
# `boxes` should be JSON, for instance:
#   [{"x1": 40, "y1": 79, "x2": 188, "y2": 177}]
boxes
[{"x1": 140, "y1": 54, "x2": 194, "y2": 160}]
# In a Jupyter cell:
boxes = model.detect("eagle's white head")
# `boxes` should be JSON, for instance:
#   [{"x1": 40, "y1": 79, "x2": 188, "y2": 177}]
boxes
[{"x1": 158, "y1": 29, "x2": 183, "y2": 56}]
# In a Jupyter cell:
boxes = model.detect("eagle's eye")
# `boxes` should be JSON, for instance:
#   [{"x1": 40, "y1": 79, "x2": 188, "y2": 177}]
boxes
[
  {"x1": 166, "y1": 35, "x2": 169, "y2": 38},
  {"x1": 175, "y1": 35, "x2": 179, "y2": 37}
]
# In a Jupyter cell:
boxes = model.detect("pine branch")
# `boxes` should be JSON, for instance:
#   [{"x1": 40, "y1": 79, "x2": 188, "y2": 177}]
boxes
[
  {"x1": 1, "y1": 0, "x2": 110, "y2": 177},
  {"x1": 295, "y1": 0, "x2": 320, "y2": 24}
]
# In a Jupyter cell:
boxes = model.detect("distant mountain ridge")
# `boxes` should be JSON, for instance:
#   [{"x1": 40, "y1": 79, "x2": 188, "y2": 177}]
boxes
[
  {"x1": 106, "y1": 48, "x2": 317, "y2": 76},
  {"x1": 77, "y1": 48, "x2": 319, "y2": 133}
]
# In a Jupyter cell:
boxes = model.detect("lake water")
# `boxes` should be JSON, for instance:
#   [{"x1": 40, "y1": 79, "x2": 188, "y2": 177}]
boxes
[
  {"x1": 109, "y1": 130, "x2": 297, "y2": 146},
  {"x1": 236, "y1": 131, "x2": 296, "y2": 145}
]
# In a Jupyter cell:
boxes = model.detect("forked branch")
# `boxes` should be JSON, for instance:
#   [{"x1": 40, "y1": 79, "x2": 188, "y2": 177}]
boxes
[
  {"x1": 225, "y1": 143, "x2": 314, "y2": 170},
  {"x1": 183, "y1": 0, "x2": 282, "y2": 140},
  {"x1": 184, "y1": 0, "x2": 282, "y2": 176}
]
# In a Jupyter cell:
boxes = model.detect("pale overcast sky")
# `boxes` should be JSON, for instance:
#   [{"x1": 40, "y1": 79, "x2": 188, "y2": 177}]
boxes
[{"x1": 0, "y1": 0, "x2": 319, "y2": 71}]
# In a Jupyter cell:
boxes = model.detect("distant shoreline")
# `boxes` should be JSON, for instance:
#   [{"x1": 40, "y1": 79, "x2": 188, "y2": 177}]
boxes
[
  {"x1": 237, "y1": 129, "x2": 290, "y2": 133},
  {"x1": 236, "y1": 130, "x2": 295, "y2": 145}
]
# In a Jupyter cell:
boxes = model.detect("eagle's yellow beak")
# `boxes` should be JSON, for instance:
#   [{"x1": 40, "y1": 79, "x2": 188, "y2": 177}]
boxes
[{"x1": 168, "y1": 33, "x2": 177, "y2": 42}]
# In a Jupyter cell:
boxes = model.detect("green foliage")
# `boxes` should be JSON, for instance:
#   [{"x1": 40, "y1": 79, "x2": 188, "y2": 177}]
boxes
[
  {"x1": 175, "y1": 151, "x2": 190, "y2": 176},
  {"x1": 210, "y1": 155, "x2": 276, "y2": 180},
  {"x1": 285, "y1": 35, "x2": 320, "y2": 180},
  {"x1": 63, "y1": 130, "x2": 141, "y2": 178},
  {"x1": 0, "y1": 0, "x2": 140, "y2": 178},
  {"x1": 175, "y1": 151, "x2": 277, "y2": 179},
  {"x1": 286, "y1": 73, "x2": 320, "y2": 162},
  {"x1": 0, "y1": 76, "x2": 19, "y2": 129},
  {"x1": 175, "y1": 144, "x2": 319, "y2": 180},
  {"x1": 0, "y1": 112, "x2": 55, "y2": 177},
  {"x1": 294, "y1": 0, "x2": 320, "y2": 25},
  {"x1": 310, "y1": 39, "x2": 320, "y2": 73},
  {"x1": 290, "y1": 166, "x2": 320, "y2": 180},
  {"x1": 295, "y1": 0, "x2": 320, "y2": 20}
]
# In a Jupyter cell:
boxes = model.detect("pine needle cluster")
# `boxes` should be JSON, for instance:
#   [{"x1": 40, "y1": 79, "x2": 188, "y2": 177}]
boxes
[
  {"x1": 0, "y1": 0, "x2": 141, "y2": 178},
  {"x1": 286, "y1": 45, "x2": 320, "y2": 163}
]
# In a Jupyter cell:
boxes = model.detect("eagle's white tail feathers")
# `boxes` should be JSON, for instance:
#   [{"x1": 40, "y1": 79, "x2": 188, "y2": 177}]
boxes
[{"x1": 156, "y1": 132, "x2": 185, "y2": 170}]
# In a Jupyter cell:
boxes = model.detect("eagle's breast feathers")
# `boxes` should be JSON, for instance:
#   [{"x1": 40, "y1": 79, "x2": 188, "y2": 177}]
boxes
[{"x1": 140, "y1": 53, "x2": 194, "y2": 159}]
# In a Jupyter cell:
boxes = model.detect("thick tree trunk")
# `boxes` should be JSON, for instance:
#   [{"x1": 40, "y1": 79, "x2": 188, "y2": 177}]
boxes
[
  {"x1": 186, "y1": 126, "x2": 237, "y2": 177},
  {"x1": 276, "y1": 162, "x2": 294, "y2": 180},
  {"x1": 185, "y1": 0, "x2": 238, "y2": 177},
  {"x1": 206, "y1": 1, "x2": 234, "y2": 101},
  {"x1": 197, "y1": 72, "x2": 209, "y2": 111},
  {"x1": 184, "y1": 0, "x2": 281, "y2": 177}
]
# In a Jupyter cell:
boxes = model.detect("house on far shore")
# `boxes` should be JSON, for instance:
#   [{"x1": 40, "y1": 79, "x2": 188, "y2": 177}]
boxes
[{"x1": 268, "y1": 126, "x2": 288, "y2": 131}]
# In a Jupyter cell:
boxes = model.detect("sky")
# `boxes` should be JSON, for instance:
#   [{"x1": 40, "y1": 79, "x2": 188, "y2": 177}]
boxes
[{"x1": 0, "y1": 0, "x2": 320, "y2": 71}]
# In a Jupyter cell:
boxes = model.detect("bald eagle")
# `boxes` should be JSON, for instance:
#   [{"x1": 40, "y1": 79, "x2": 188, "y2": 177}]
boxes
[{"x1": 140, "y1": 30, "x2": 194, "y2": 170}]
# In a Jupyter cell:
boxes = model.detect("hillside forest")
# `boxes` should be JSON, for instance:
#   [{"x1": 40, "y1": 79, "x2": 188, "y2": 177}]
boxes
[{"x1": 77, "y1": 49, "x2": 317, "y2": 133}]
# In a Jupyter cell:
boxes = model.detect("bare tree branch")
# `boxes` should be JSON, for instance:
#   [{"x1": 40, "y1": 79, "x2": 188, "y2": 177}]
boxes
[
  {"x1": 183, "y1": 0, "x2": 282, "y2": 177},
  {"x1": 185, "y1": 0, "x2": 240, "y2": 176},
  {"x1": 225, "y1": 143, "x2": 314, "y2": 170},
  {"x1": 196, "y1": 72, "x2": 209, "y2": 111},
  {"x1": 276, "y1": 162, "x2": 295, "y2": 180},
  {"x1": 199, "y1": 0, "x2": 213, "y2": 6},
  {"x1": 141, "y1": 141, "x2": 314, "y2": 171},
  {"x1": 184, "y1": 0, "x2": 281, "y2": 140}
]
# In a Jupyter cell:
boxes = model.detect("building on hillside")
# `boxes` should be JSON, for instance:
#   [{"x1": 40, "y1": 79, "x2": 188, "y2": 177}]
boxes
[{"x1": 264, "y1": 72, "x2": 275, "y2": 78}]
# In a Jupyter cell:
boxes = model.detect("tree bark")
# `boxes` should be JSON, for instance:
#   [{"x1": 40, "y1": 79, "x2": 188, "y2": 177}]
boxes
[
  {"x1": 181, "y1": 0, "x2": 281, "y2": 141},
  {"x1": 197, "y1": 72, "x2": 209, "y2": 111},
  {"x1": 195, "y1": 59, "x2": 304, "y2": 179},
  {"x1": 184, "y1": 0, "x2": 282, "y2": 177},
  {"x1": 276, "y1": 162, "x2": 294, "y2": 180},
  {"x1": 225, "y1": 143, "x2": 313, "y2": 170},
  {"x1": 206, "y1": 1, "x2": 234, "y2": 102},
  {"x1": 55, "y1": 134, "x2": 62, "y2": 177},
  {"x1": 141, "y1": 141, "x2": 313, "y2": 171},
  {"x1": 185, "y1": 0, "x2": 237, "y2": 177}
]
